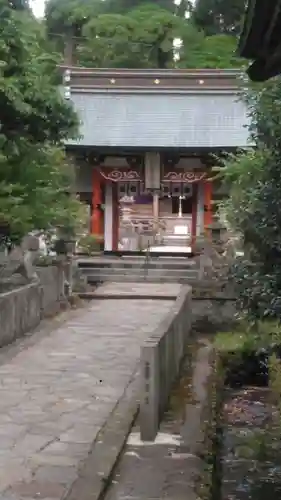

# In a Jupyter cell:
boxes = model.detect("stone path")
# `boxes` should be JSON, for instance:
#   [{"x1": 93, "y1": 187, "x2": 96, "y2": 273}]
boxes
[{"x1": 0, "y1": 284, "x2": 176, "y2": 499}]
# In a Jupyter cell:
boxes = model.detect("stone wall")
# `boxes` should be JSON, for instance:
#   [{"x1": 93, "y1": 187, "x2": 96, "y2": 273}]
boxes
[
  {"x1": 140, "y1": 286, "x2": 192, "y2": 441},
  {"x1": 0, "y1": 282, "x2": 41, "y2": 347},
  {"x1": 0, "y1": 265, "x2": 65, "y2": 348}
]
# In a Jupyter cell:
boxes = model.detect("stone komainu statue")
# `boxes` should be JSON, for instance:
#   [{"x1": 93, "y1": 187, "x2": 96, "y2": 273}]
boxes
[{"x1": 0, "y1": 224, "x2": 40, "y2": 282}]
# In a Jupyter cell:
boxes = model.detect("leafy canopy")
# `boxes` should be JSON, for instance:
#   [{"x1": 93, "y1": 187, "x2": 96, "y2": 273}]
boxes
[
  {"x1": 100, "y1": 0, "x2": 176, "y2": 15},
  {"x1": 192, "y1": 0, "x2": 246, "y2": 35},
  {"x1": 45, "y1": 0, "x2": 104, "y2": 36},
  {"x1": 45, "y1": 0, "x2": 244, "y2": 69},
  {"x1": 80, "y1": 4, "x2": 183, "y2": 68},
  {"x1": 0, "y1": 0, "x2": 83, "y2": 243},
  {"x1": 178, "y1": 33, "x2": 242, "y2": 69}
]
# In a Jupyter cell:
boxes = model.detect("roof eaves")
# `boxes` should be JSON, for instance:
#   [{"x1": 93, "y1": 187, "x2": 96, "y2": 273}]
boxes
[
  {"x1": 238, "y1": 0, "x2": 261, "y2": 59},
  {"x1": 239, "y1": 0, "x2": 281, "y2": 58},
  {"x1": 238, "y1": 0, "x2": 281, "y2": 81},
  {"x1": 69, "y1": 86, "x2": 240, "y2": 95},
  {"x1": 59, "y1": 66, "x2": 241, "y2": 78}
]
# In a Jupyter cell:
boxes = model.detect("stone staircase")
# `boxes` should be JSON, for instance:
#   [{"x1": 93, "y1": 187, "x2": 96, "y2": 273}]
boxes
[
  {"x1": 77, "y1": 255, "x2": 200, "y2": 285},
  {"x1": 162, "y1": 233, "x2": 190, "y2": 247}
]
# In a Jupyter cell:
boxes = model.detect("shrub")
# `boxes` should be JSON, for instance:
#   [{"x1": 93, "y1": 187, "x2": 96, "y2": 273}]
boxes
[
  {"x1": 78, "y1": 234, "x2": 104, "y2": 254},
  {"x1": 221, "y1": 78, "x2": 281, "y2": 320}
]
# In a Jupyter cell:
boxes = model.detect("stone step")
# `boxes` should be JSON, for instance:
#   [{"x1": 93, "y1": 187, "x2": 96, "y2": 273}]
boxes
[
  {"x1": 77, "y1": 259, "x2": 198, "y2": 270},
  {"x1": 162, "y1": 238, "x2": 190, "y2": 244},
  {"x1": 78, "y1": 263, "x2": 198, "y2": 272},
  {"x1": 161, "y1": 242, "x2": 190, "y2": 248},
  {"x1": 87, "y1": 273, "x2": 199, "y2": 284},
  {"x1": 162, "y1": 235, "x2": 190, "y2": 243},
  {"x1": 82, "y1": 267, "x2": 199, "y2": 278}
]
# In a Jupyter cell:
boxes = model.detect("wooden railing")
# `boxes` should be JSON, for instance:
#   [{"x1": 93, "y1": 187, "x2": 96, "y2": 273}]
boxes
[
  {"x1": 119, "y1": 216, "x2": 166, "y2": 250},
  {"x1": 119, "y1": 215, "x2": 194, "y2": 250}
]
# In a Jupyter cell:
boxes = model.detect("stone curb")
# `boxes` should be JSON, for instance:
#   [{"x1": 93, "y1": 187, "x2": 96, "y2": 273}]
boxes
[
  {"x1": 192, "y1": 295, "x2": 236, "y2": 301},
  {"x1": 78, "y1": 292, "x2": 177, "y2": 301},
  {"x1": 65, "y1": 370, "x2": 141, "y2": 500}
]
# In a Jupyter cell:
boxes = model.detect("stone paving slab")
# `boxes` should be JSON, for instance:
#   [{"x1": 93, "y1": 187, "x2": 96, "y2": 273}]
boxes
[
  {"x1": 0, "y1": 297, "x2": 174, "y2": 499},
  {"x1": 92, "y1": 282, "x2": 182, "y2": 298}
]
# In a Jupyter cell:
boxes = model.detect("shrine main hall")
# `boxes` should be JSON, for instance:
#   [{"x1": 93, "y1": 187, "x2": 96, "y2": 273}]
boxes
[{"x1": 62, "y1": 67, "x2": 250, "y2": 253}]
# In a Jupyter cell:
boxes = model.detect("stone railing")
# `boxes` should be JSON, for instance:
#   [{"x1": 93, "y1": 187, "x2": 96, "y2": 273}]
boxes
[
  {"x1": 0, "y1": 264, "x2": 66, "y2": 348},
  {"x1": 37, "y1": 264, "x2": 66, "y2": 317},
  {"x1": 140, "y1": 286, "x2": 192, "y2": 441}
]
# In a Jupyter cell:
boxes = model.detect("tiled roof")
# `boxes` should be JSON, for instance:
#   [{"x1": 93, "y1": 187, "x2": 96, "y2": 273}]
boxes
[{"x1": 67, "y1": 91, "x2": 250, "y2": 149}]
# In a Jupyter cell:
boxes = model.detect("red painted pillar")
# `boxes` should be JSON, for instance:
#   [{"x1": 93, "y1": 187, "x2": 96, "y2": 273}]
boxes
[
  {"x1": 204, "y1": 180, "x2": 213, "y2": 236},
  {"x1": 112, "y1": 183, "x2": 119, "y2": 251},
  {"x1": 191, "y1": 183, "x2": 198, "y2": 251},
  {"x1": 91, "y1": 169, "x2": 102, "y2": 235}
]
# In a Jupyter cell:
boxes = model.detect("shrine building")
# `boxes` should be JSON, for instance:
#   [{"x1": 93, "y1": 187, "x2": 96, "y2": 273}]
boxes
[{"x1": 62, "y1": 67, "x2": 250, "y2": 253}]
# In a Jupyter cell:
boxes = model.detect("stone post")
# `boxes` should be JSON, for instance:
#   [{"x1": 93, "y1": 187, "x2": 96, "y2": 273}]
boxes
[{"x1": 152, "y1": 191, "x2": 159, "y2": 243}]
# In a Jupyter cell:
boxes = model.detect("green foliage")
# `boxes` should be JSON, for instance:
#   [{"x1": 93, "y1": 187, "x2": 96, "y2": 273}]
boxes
[
  {"x1": 100, "y1": 0, "x2": 176, "y2": 15},
  {"x1": 45, "y1": 0, "x2": 104, "y2": 36},
  {"x1": 78, "y1": 234, "x2": 104, "y2": 254},
  {"x1": 192, "y1": 0, "x2": 246, "y2": 35},
  {"x1": 215, "y1": 321, "x2": 281, "y2": 354},
  {"x1": 215, "y1": 322, "x2": 278, "y2": 382},
  {"x1": 79, "y1": 5, "x2": 182, "y2": 68},
  {"x1": 220, "y1": 76, "x2": 281, "y2": 320},
  {"x1": 195, "y1": 34, "x2": 242, "y2": 68},
  {"x1": 215, "y1": 322, "x2": 281, "y2": 391},
  {"x1": 219, "y1": 149, "x2": 266, "y2": 233},
  {"x1": 9, "y1": 0, "x2": 29, "y2": 10},
  {"x1": 45, "y1": 0, "x2": 243, "y2": 69},
  {"x1": 78, "y1": 11, "x2": 244, "y2": 69},
  {"x1": 45, "y1": 0, "x2": 177, "y2": 46},
  {"x1": 179, "y1": 33, "x2": 244, "y2": 69},
  {"x1": 0, "y1": 1, "x2": 83, "y2": 244}
]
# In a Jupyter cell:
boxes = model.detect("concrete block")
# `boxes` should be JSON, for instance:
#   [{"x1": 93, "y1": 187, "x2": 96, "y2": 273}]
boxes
[{"x1": 140, "y1": 342, "x2": 160, "y2": 442}]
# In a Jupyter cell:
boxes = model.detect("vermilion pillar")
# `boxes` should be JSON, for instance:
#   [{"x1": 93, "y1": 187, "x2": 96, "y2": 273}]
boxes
[
  {"x1": 204, "y1": 180, "x2": 213, "y2": 235},
  {"x1": 91, "y1": 168, "x2": 102, "y2": 235},
  {"x1": 112, "y1": 183, "x2": 119, "y2": 251},
  {"x1": 191, "y1": 183, "x2": 198, "y2": 250}
]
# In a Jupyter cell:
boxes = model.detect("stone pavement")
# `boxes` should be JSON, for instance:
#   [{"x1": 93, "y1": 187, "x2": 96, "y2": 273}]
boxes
[
  {"x1": 0, "y1": 284, "x2": 177, "y2": 499},
  {"x1": 104, "y1": 338, "x2": 212, "y2": 500}
]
